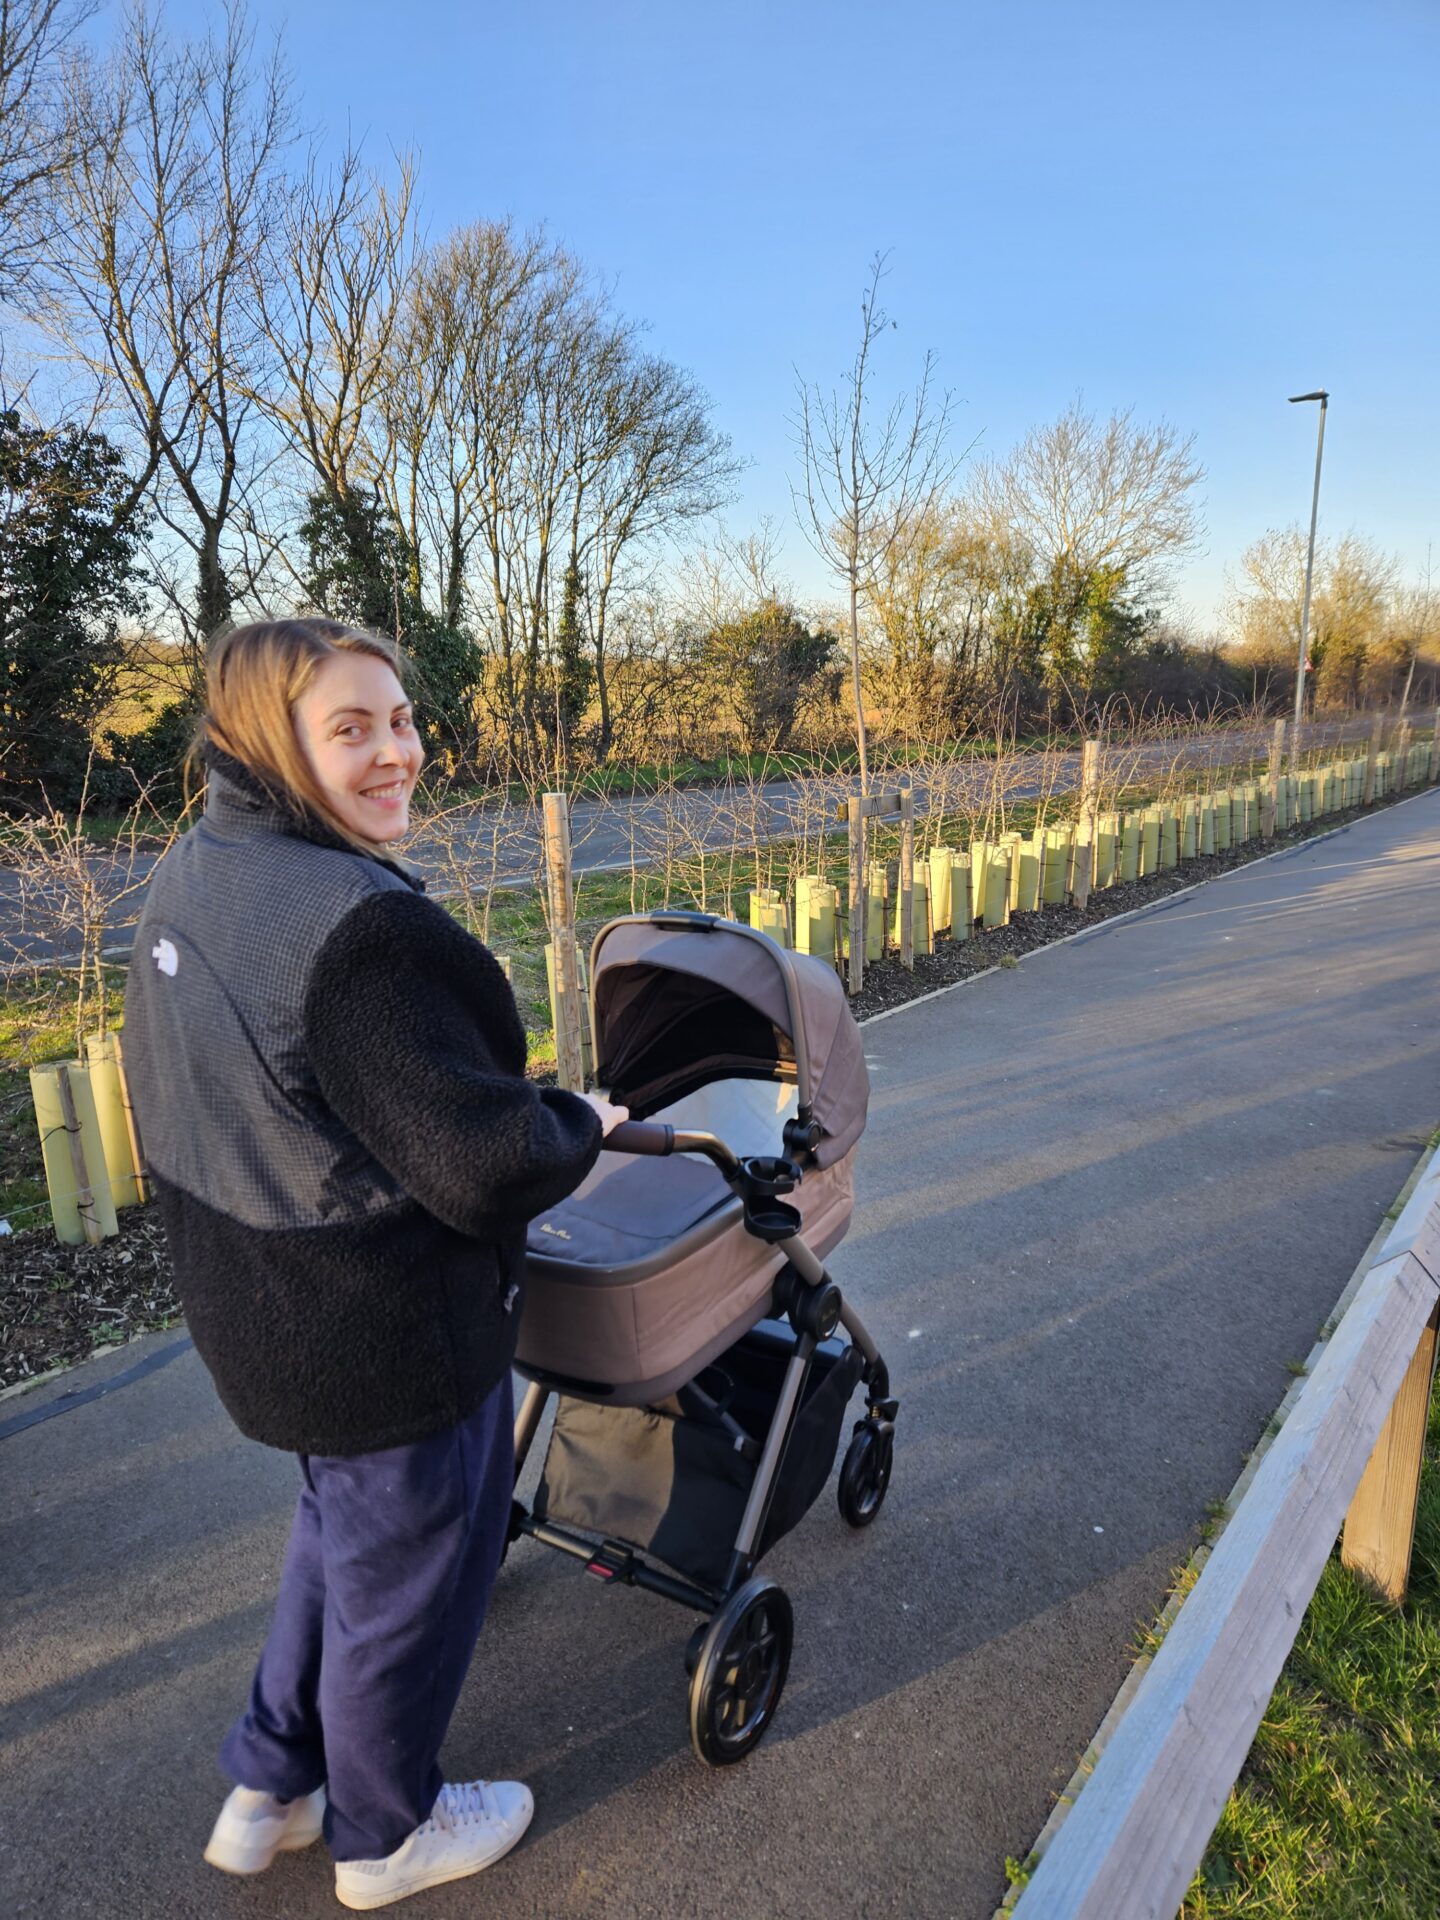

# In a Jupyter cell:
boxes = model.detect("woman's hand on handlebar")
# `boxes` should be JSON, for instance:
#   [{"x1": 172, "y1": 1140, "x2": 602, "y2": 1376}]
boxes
[{"x1": 577, "y1": 1090, "x2": 630, "y2": 1137}]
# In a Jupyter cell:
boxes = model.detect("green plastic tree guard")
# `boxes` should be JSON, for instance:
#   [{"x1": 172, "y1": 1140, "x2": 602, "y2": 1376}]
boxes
[
  {"x1": 1013, "y1": 834, "x2": 1042, "y2": 913},
  {"x1": 1213, "y1": 791, "x2": 1232, "y2": 851},
  {"x1": 1120, "y1": 819, "x2": 1140, "y2": 882},
  {"x1": 865, "y1": 863, "x2": 886, "y2": 961},
  {"x1": 950, "y1": 853, "x2": 973, "y2": 941},
  {"x1": 896, "y1": 866, "x2": 932, "y2": 954},
  {"x1": 969, "y1": 841, "x2": 991, "y2": 926},
  {"x1": 795, "y1": 876, "x2": 838, "y2": 963},
  {"x1": 1042, "y1": 827, "x2": 1070, "y2": 904},
  {"x1": 1093, "y1": 813, "x2": 1117, "y2": 887},
  {"x1": 1160, "y1": 807, "x2": 1179, "y2": 869},
  {"x1": 927, "y1": 846, "x2": 954, "y2": 934},
  {"x1": 1138, "y1": 812, "x2": 1160, "y2": 877}
]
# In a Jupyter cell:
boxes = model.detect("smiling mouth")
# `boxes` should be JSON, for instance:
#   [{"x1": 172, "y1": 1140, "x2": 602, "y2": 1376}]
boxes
[{"x1": 360, "y1": 781, "x2": 407, "y2": 802}]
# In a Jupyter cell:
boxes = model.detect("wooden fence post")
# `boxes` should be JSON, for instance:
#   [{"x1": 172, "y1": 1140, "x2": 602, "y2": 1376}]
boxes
[
  {"x1": 1362, "y1": 712, "x2": 1384, "y2": 805},
  {"x1": 542, "y1": 792, "x2": 586, "y2": 1093},
  {"x1": 1341, "y1": 1301, "x2": 1440, "y2": 1604},
  {"x1": 1430, "y1": 705, "x2": 1440, "y2": 785},
  {"x1": 1262, "y1": 717, "x2": 1287, "y2": 838},
  {"x1": 847, "y1": 796, "x2": 865, "y2": 995},
  {"x1": 898, "y1": 785, "x2": 915, "y2": 969},
  {"x1": 1071, "y1": 740, "x2": 1100, "y2": 908}
]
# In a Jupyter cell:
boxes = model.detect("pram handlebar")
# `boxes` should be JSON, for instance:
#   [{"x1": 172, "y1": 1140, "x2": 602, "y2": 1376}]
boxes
[{"x1": 605, "y1": 1121, "x2": 742, "y2": 1178}]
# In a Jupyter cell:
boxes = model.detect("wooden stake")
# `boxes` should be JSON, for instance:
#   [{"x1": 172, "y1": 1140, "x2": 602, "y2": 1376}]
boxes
[
  {"x1": 1362, "y1": 711, "x2": 1384, "y2": 805},
  {"x1": 898, "y1": 785, "x2": 915, "y2": 969},
  {"x1": 1262, "y1": 717, "x2": 1287, "y2": 838},
  {"x1": 1072, "y1": 739, "x2": 1100, "y2": 907},
  {"x1": 1341, "y1": 1301, "x2": 1440, "y2": 1604},
  {"x1": 55, "y1": 1064, "x2": 104, "y2": 1246},
  {"x1": 847, "y1": 796, "x2": 865, "y2": 995},
  {"x1": 109, "y1": 1033, "x2": 148, "y2": 1204},
  {"x1": 542, "y1": 793, "x2": 586, "y2": 1093}
]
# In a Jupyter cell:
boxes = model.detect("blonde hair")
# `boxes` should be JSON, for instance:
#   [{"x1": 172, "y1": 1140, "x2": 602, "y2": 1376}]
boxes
[{"x1": 191, "y1": 619, "x2": 413, "y2": 855}]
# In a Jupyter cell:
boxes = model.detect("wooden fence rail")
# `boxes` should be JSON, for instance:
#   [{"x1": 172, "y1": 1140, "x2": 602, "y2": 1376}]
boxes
[{"x1": 1008, "y1": 1150, "x2": 1440, "y2": 1920}]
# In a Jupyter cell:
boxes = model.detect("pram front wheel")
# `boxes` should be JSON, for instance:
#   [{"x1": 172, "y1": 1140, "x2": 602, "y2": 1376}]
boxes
[
  {"x1": 688, "y1": 1576, "x2": 793, "y2": 1766},
  {"x1": 837, "y1": 1418, "x2": 893, "y2": 1528}
]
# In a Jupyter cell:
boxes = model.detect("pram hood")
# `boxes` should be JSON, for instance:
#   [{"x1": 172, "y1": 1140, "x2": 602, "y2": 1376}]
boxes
[{"x1": 589, "y1": 914, "x2": 868, "y2": 1169}]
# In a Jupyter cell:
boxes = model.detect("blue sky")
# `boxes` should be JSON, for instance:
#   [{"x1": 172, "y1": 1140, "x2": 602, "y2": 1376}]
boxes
[{"x1": 149, "y1": 0, "x2": 1438, "y2": 631}]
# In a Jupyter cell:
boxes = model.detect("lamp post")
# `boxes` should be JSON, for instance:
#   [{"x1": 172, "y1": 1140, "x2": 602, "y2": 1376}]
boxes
[{"x1": 1289, "y1": 390, "x2": 1329, "y2": 732}]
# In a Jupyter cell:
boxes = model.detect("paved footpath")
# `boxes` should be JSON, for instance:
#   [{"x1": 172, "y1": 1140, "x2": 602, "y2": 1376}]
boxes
[{"x1": 3, "y1": 790, "x2": 1438, "y2": 1920}]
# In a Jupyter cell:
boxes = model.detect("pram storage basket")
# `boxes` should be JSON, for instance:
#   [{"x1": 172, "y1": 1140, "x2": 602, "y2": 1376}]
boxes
[{"x1": 532, "y1": 1327, "x2": 864, "y2": 1589}]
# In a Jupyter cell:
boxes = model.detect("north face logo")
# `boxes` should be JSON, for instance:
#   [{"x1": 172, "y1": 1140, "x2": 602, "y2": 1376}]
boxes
[{"x1": 152, "y1": 938, "x2": 178, "y2": 976}]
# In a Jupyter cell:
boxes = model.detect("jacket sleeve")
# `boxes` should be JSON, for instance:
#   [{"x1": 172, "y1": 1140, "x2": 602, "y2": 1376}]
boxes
[{"x1": 303, "y1": 888, "x2": 603, "y2": 1238}]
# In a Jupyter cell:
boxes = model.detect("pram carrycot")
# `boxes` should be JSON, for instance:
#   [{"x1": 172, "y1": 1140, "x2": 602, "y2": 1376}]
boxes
[{"x1": 510, "y1": 911, "x2": 898, "y2": 1765}]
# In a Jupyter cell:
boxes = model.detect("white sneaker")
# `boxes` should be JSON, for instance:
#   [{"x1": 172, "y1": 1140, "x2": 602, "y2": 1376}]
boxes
[
  {"x1": 334, "y1": 1779, "x2": 534, "y2": 1910},
  {"x1": 204, "y1": 1783, "x2": 327, "y2": 1875}
]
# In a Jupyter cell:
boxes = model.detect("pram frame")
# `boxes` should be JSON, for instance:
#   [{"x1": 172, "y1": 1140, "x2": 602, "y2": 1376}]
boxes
[
  {"x1": 513, "y1": 1131, "x2": 890, "y2": 1597},
  {"x1": 509, "y1": 912, "x2": 897, "y2": 1764},
  {"x1": 510, "y1": 1123, "x2": 897, "y2": 1762}
]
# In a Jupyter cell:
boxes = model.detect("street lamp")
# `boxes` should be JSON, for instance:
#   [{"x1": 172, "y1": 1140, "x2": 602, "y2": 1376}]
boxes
[{"x1": 1289, "y1": 389, "x2": 1329, "y2": 731}]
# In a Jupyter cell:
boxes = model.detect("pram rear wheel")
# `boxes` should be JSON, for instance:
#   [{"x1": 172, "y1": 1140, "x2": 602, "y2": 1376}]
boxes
[
  {"x1": 838, "y1": 1419, "x2": 893, "y2": 1527},
  {"x1": 688, "y1": 1577, "x2": 793, "y2": 1766}
]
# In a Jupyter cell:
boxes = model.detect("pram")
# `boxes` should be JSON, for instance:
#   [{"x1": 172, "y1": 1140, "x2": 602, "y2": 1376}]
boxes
[{"x1": 510, "y1": 910, "x2": 898, "y2": 1766}]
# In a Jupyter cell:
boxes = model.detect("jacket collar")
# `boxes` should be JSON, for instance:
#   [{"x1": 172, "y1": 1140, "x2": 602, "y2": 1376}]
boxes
[{"x1": 201, "y1": 744, "x2": 425, "y2": 893}]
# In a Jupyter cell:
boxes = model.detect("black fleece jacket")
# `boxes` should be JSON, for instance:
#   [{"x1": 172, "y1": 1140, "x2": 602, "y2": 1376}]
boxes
[{"x1": 123, "y1": 752, "x2": 602, "y2": 1455}]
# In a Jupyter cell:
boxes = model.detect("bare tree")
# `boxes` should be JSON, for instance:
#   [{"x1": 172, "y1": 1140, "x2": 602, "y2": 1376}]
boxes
[
  {"x1": 372, "y1": 220, "x2": 735, "y2": 773},
  {"x1": 793, "y1": 252, "x2": 958, "y2": 790},
  {"x1": 571, "y1": 345, "x2": 741, "y2": 757},
  {"x1": 1226, "y1": 527, "x2": 1402, "y2": 713},
  {"x1": 0, "y1": 0, "x2": 95, "y2": 302},
  {"x1": 39, "y1": 1, "x2": 293, "y2": 682},
  {"x1": 251, "y1": 143, "x2": 417, "y2": 537},
  {"x1": 1378, "y1": 549, "x2": 1438, "y2": 715},
  {"x1": 374, "y1": 220, "x2": 564, "y2": 721},
  {"x1": 973, "y1": 398, "x2": 1204, "y2": 594},
  {"x1": 0, "y1": 754, "x2": 194, "y2": 1050}
]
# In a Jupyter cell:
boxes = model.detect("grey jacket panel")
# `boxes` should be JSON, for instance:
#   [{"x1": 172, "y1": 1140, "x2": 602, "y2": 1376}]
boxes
[{"x1": 126, "y1": 771, "x2": 417, "y2": 1231}]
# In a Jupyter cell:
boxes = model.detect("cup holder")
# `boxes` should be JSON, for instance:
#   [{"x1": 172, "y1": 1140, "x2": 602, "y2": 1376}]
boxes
[
  {"x1": 743, "y1": 1198, "x2": 802, "y2": 1244},
  {"x1": 739, "y1": 1155, "x2": 799, "y2": 1198}
]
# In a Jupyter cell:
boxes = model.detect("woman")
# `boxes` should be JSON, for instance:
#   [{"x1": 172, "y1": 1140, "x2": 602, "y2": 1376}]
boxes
[{"x1": 123, "y1": 618, "x2": 624, "y2": 1910}]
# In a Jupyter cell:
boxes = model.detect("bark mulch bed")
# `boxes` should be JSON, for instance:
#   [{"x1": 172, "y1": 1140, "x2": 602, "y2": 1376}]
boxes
[
  {"x1": 0, "y1": 1206, "x2": 178, "y2": 1394},
  {"x1": 0, "y1": 791, "x2": 1415, "y2": 1393}
]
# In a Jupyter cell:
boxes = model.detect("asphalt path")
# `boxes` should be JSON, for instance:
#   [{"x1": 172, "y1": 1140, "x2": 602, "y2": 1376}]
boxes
[
  {"x1": 0, "y1": 721, "x2": 1372, "y2": 964},
  {"x1": 3, "y1": 787, "x2": 1437, "y2": 1918}
]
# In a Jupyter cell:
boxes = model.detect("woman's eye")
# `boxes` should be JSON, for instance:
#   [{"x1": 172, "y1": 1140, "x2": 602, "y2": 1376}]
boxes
[{"x1": 394, "y1": 714, "x2": 414, "y2": 732}]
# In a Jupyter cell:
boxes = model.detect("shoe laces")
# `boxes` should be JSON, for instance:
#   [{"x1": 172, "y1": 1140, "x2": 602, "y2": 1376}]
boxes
[{"x1": 422, "y1": 1780, "x2": 499, "y2": 1834}]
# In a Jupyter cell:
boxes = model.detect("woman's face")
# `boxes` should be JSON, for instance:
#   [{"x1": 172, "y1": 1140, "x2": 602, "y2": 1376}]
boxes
[{"x1": 291, "y1": 652, "x2": 425, "y2": 845}]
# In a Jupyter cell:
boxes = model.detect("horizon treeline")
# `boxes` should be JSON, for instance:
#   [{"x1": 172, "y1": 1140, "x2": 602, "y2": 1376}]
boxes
[{"x1": 1, "y1": 1, "x2": 1436, "y2": 812}]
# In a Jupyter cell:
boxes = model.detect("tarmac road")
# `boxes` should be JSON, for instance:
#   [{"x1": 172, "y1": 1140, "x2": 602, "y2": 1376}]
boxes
[
  {"x1": 0, "y1": 720, "x2": 1371, "y2": 964},
  {"x1": 2, "y1": 785, "x2": 1437, "y2": 1918}
]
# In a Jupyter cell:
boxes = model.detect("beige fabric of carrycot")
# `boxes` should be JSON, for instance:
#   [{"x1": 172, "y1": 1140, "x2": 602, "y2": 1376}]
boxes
[
  {"x1": 519, "y1": 1126, "x2": 855, "y2": 1405},
  {"x1": 517, "y1": 914, "x2": 869, "y2": 1405}
]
